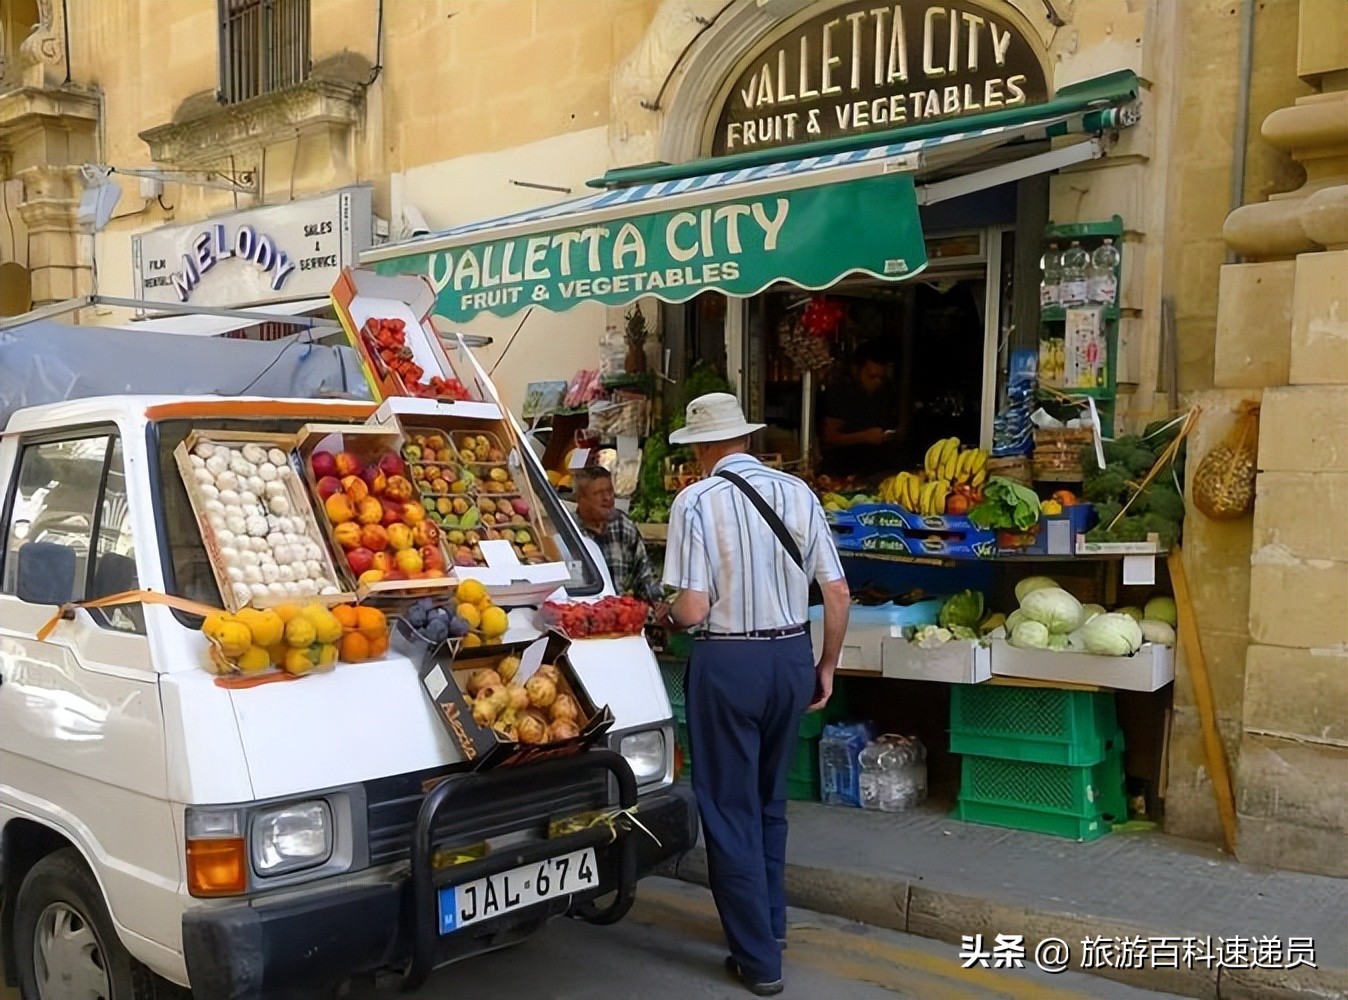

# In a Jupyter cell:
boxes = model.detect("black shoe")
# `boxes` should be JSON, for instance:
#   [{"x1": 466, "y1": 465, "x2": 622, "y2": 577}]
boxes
[{"x1": 724, "y1": 956, "x2": 785, "y2": 997}]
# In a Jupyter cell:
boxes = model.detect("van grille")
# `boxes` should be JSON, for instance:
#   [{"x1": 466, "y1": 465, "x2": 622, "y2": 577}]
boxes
[{"x1": 365, "y1": 767, "x2": 609, "y2": 867}]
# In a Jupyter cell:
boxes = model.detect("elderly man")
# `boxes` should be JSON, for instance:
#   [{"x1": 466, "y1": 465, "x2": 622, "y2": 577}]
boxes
[
  {"x1": 572, "y1": 465, "x2": 663, "y2": 603},
  {"x1": 657, "y1": 392, "x2": 851, "y2": 996}
]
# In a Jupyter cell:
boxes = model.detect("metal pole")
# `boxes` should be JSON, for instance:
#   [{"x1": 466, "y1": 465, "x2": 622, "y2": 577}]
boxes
[{"x1": 800, "y1": 370, "x2": 815, "y2": 473}]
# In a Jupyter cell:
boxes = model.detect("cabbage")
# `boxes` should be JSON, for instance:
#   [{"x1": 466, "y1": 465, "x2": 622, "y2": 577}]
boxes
[
  {"x1": 1144, "y1": 596, "x2": 1177, "y2": 627},
  {"x1": 1082, "y1": 613, "x2": 1144, "y2": 656},
  {"x1": 1009, "y1": 619, "x2": 1051, "y2": 648},
  {"x1": 1115, "y1": 606, "x2": 1144, "y2": 622},
  {"x1": 1140, "y1": 619, "x2": 1176, "y2": 646},
  {"x1": 1081, "y1": 603, "x2": 1107, "y2": 623},
  {"x1": 1015, "y1": 575, "x2": 1060, "y2": 604},
  {"x1": 1047, "y1": 633, "x2": 1070, "y2": 651},
  {"x1": 939, "y1": 589, "x2": 985, "y2": 630},
  {"x1": 1020, "y1": 587, "x2": 1085, "y2": 634},
  {"x1": 914, "y1": 625, "x2": 953, "y2": 648}
]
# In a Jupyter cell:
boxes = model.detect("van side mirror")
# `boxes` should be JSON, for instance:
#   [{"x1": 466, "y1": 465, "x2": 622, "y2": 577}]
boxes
[{"x1": 16, "y1": 542, "x2": 78, "y2": 607}]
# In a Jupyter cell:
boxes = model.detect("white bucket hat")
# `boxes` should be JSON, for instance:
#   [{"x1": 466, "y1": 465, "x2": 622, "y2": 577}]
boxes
[{"x1": 669, "y1": 392, "x2": 765, "y2": 445}]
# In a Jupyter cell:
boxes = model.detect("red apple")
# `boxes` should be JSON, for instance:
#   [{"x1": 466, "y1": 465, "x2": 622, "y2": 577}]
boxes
[
  {"x1": 316, "y1": 475, "x2": 343, "y2": 500},
  {"x1": 334, "y1": 451, "x2": 364, "y2": 478},
  {"x1": 346, "y1": 546, "x2": 375, "y2": 576},
  {"x1": 380, "y1": 499, "x2": 404, "y2": 527},
  {"x1": 420, "y1": 544, "x2": 445, "y2": 571},
  {"x1": 360, "y1": 464, "x2": 387, "y2": 495},
  {"x1": 378, "y1": 453, "x2": 407, "y2": 479},
  {"x1": 370, "y1": 551, "x2": 394, "y2": 574},
  {"x1": 310, "y1": 451, "x2": 338, "y2": 479}
]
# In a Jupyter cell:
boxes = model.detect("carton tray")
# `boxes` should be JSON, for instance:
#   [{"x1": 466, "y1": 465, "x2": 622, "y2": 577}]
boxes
[{"x1": 989, "y1": 638, "x2": 1175, "y2": 692}]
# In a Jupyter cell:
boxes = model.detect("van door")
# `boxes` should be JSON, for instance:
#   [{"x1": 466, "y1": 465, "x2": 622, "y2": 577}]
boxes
[{"x1": 0, "y1": 428, "x2": 178, "y2": 950}]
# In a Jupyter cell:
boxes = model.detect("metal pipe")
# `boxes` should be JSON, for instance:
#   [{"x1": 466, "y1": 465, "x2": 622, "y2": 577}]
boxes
[
  {"x1": 800, "y1": 370, "x2": 815, "y2": 473},
  {"x1": 1228, "y1": 0, "x2": 1256, "y2": 263}
]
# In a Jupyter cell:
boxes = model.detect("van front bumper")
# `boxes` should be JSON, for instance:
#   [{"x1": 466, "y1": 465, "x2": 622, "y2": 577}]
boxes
[{"x1": 181, "y1": 781, "x2": 696, "y2": 999}]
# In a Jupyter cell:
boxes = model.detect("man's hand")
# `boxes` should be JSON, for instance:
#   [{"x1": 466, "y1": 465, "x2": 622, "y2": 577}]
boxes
[
  {"x1": 652, "y1": 601, "x2": 674, "y2": 628},
  {"x1": 808, "y1": 662, "x2": 834, "y2": 711},
  {"x1": 860, "y1": 427, "x2": 889, "y2": 446}
]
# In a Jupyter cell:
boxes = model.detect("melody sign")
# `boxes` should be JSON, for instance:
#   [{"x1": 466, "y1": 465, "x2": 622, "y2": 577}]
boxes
[
  {"x1": 370, "y1": 173, "x2": 928, "y2": 322},
  {"x1": 155, "y1": 223, "x2": 298, "y2": 302},
  {"x1": 711, "y1": 0, "x2": 1050, "y2": 155}
]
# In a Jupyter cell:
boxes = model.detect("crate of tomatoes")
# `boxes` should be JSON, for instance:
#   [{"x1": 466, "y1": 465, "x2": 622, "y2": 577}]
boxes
[
  {"x1": 361, "y1": 316, "x2": 470, "y2": 402},
  {"x1": 542, "y1": 596, "x2": 650, "y2": 639}
]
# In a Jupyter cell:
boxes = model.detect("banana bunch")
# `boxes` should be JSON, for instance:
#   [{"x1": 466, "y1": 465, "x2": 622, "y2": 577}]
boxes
[
  {"x1": 924, "y1": 437, "x2": 989, "y2": 489},
  {"x1": 878, "y1": 471, "x2": 923, "y2": 510},
  {"x1": 821, "y1": 492, "x2": 854, "y2": 512},
  {"x1": 917, "y1": 478, "x2": 952, "y2": 516}
]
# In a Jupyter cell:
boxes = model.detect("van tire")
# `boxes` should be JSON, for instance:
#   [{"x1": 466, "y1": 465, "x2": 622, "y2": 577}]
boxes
[{"x1": 12, "y1": 848, "x2": 153, "y2": 1000}]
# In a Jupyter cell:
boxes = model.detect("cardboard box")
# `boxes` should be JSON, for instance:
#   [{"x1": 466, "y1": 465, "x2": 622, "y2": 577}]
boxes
[
  {"x1": 882, "y1": 640, "x2": 992, "y2": 684},
  {"x1": 989, "y1": 638, "x2": 1175, "y2": 692},
  {"x1": 829, "y1": 505, "x2": 997, "y2": 560},
  {"x1": 996, "y1": 505, "x2": 1097, "y2": 556},
  {"x1": 397, "y1": 623, "x2": 614, "y2": 772},
  {"x1": 331, "y1": 267, "x2": 491, "y2": 404}
]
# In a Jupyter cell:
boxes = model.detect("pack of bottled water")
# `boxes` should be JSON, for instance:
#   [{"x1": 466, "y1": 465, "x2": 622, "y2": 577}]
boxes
[
  {"x1": 819, "y1": 721, "x2": 876, "y2": 808},
  {"x1": 858, "y1": 735, "x2": 928, "y2": 813}
]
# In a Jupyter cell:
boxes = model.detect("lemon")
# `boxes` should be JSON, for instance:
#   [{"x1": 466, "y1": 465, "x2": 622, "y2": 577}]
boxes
[
  {"x1": 301, "y1": 603, "x2": 343, "y2": 644},
  {"x1": 457, "y1": 603, "x2": 482, "y2": 630},
  {"x1": 202, "y1": 612, "x2": 232, "y2": 643},
  {"x1": 316, "y1": 643, "x2": 339, "y2": 669},
  {"x1": 461, "y1": 633, "x2": 483, "y2": 649},
  {"x1": 282, "y1": 648, "x2": 316, "y2": 676},
  {"x1": 456, "y1": 579, "x2": 487, "y2": 606},
  {"x1": 238, "y1": 608, "x2": 284, "y2": 648},
  {"x1": 480, "y1": 606, "x2": 508, "y2": 640},
  {"x1": 236, "y1": 645, "x2": 271, "y2": 674},
  {"x1": 284, "y1": 617, "x2": 317, "y2": 649},
  {"x1": 273, "y1": 603, "x2": 303, "y2": 624},
  {"x1": 214, "y1": 620, "x2": 253, "y2": 659}
]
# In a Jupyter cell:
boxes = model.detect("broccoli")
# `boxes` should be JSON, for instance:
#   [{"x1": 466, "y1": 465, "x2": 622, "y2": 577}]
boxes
[
  {"x1": 1083, "y1": 463, "x2": 1132, "y2": 503},
  {"x1": 1142, "y1": 512, "x2": 1182, "y2": 548},
  {"x1": 1103, "y1": 435, "x2": 1158, "y2": 477},
  {"x1": 1093, "y1": 500, "x2": 1123, "y2": 528},
  {"x1": 1138, "y1": 483, "x2": 1187, "y2": 523}
]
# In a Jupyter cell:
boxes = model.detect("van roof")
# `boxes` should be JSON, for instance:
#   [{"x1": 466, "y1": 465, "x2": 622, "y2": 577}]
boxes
[{"x1": 4, "y1": 395, "x2": 378, "y2": 435}]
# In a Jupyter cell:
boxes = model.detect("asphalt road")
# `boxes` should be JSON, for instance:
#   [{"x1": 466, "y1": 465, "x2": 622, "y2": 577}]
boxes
[{"x1": 1, "y1": 878, "x2": 1185, "y2": 999}]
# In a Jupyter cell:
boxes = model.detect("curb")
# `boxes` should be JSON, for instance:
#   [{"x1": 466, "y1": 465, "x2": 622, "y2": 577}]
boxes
[{"x1": 661, "y1": 848, "x2": 1348, "y2": 1000}]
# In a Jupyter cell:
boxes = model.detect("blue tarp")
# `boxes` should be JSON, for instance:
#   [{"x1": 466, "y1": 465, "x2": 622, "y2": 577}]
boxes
[{"x1": 0, "y1": 321, "x2": 370, "y2": 429}]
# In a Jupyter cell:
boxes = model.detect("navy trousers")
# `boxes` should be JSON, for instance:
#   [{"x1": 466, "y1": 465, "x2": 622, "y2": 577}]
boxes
[{"x1": 687, "y1": 632, "x2": 815, "y2": 984}]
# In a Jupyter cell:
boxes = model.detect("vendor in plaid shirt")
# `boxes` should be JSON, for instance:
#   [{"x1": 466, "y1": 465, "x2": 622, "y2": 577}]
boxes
[{"x1": 573, "y1": 467, "x2": 665, "y2": 606}]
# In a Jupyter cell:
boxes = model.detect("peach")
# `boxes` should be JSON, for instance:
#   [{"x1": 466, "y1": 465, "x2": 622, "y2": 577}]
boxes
[
  {"x1": 334, "y1": 451, "x2": 364, "y2": 478},
  {"x1": 357, "y1": 568, "x2": 386, "y2": 586},
  {"x1": 370, "y1": 551, "x2": 393, "y2": 574},
  {"x1": 403, "y1": 502, "x2": 426, "y2": 525},
  {"x1": 387, "y1": 523, "x2": 414, "y2": 551},
  {"x1": 332, "y1": 521, "x2": 363, "y2": 550},
  {"x1": 394, "y1": 548, "x2": 424, "y2": 576},
  {"x1": 360, "y1": 524, "x2": 389, "y2": 551},
  {"x1": 356, "y1": 496, "x2": 384, "y2": 526},
  {"x1": 316, "y1": 475, "x2": 343, "y2": 500},
  {"x1": 310, "y1": 451, "x2": 338, "y2": 479},
  {"x1": 325, "y1": 492, "x2": 357, "y2": 525},
  {"x1": 340, "y1": 475, "x2": 369, "y2": 503},
  {"x1": 346, "y1": 547, "x2": 375, "y2": 576}
]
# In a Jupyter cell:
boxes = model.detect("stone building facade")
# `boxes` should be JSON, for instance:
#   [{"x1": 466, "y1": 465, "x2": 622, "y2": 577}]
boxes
[{"x1": 0, "y1": 0, "x2": 1341, "y2": 874}]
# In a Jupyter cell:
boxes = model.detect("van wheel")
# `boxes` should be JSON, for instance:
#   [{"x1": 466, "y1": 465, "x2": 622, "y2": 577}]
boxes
[{"x1": 13, "y1": 848, "x2": 151, "y2": 1000}]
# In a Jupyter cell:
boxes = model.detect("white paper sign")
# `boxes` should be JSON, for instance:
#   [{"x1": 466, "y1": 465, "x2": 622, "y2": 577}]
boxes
[
  {"x1": 423, "y1": 665, "x2": 449, "y2": 700},
  {"x1": 568, "y1": 448, "x2": 591, "y2": 469},
  {"x1": 514, "y1": 636, "x2": 549, "y2": 685},
  {"x1": 479, "y1": 539, "x2": 523, "y2": 571},
  {"x1": 1123, "y1": 554, "x2": 1156, "y2": 587}
]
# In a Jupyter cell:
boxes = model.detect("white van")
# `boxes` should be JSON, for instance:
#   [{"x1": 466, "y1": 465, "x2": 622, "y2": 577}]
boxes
[{"x1": 0, "y1": 386, "x2": 695, "y2": 997}]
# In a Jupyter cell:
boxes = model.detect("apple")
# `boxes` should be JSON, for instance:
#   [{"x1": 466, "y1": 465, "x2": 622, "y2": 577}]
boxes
[
  {"x1": 387, "y1": 523, "x2": 414, "y2": 551},
  {"x1": 334, "y1": 451, "x2": 364, "y2": 478},
  {"x1": 378, "y1": 453, "x2": 407, "y2": 479},
  {"x1": 360, "y1": 523, "x2": 390, "y2": 551},
  {"x1": 370, "y1": 551, "x2": 394, "y2": 574},
  {"x1": 340, "y1": 475, "x2": 369, "y2": 503},
  {"x1": 346, "y1": 546, "x2": 375, "y2": 576},
  {"x1": 316, "y1": 475, "x2": 343, "y2": 500},
  {"x1": 420, "y1": 544, "x2": 445, "y2": 571},
  {"x1": 333, "y1": 521, "x2": 363, "y2": 550},
  {"x1": 325, "y1": 493, "x2": 357, "y2": 525},
  {"x1": 311, "y1": 451, "x2": 338, "y2": 479},
  {"x1": 356, "y1": 496, "x2": 384, "y2": 526},
  {"x1": 381, "y1": 499, "x2": 404, "y2": 527},
  {"x1": 395, "y1": 548, "x2": 424, "y2": 576},
  {"x1": 512, "y1": 498, "x2": 531, "y2": 518}
]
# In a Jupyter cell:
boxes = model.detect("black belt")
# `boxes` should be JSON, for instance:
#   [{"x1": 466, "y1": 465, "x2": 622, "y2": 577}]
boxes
[{"x1": 700, "y1": 626, "x2": 807, "y2": 641}]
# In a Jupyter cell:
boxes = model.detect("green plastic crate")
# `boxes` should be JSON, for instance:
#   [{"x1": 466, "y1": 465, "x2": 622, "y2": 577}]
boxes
[
  {"x1": 953, "y1": 748, "x2": 1128, "y2": 840},
  {"x1": 949, "y1": 685, "x2": 1122, "y2": 767}
]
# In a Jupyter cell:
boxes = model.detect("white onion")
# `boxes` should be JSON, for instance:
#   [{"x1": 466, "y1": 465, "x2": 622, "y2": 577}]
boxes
[
  {"x1": 199, "y1": 483, "x2": 220, "y2": 500},
  {"x1": 242, "y1": 444, "x2": 268, "y2": 465},
  {"x1": 246, "y1": 476, "x2": 265, "y2": 496},
  {"x1": 218, "y1": 489, "x2": 241, "y2": 507},
  {"x1": 225, "y1": 515, "x2": 247, "y2": 535},
  {"x1": 258, "y1": 463, "x2": 278, "y2": 482},
  {"x1": 268, "y1": 448, "x2": 287, "y2": 466},
  {"x1": 194, "y1": 442, "x2": 216, "y2": 460},
  {"x1": 264, "y1": 481, "x2": 287, "y2": 500},
  {"x1": 268, "y1": 496, "x2": 292, "y2": 516},
  {"x1": 249, "y1": 582, "x2": 268, "y2": 600},
  {"x1": 251, "y1": 536, "x2": 270, "y2": 553},
  {"x1": 273, "y1": 516, "x2": 294, "y2": 534},
  {"x1": 305, "y1": 542, "x2": 324, "y2": 561},
  {"x1": 278, "y1": 464, "x2": 295, "y2": 479},
  {"x1": 319, "y1": 585, "x2": 341, "y2": 596},
  {"x1": 266, "y1": 582, "x2": 288, "y2": 598},
  {"x1": 277, "y1": 565, "x2": 295, "y2": 583},
  {"x1": 261, "y1": 564, "x2": 280, "y2": 585},
  {"x1": 239, "y1": 490, "x2": 260, "y2": 507},
  {"x1": 266, "y1": 531, "x2": 285, "y2": 549},
  {"x1": 218, "y1": 545, "x2": 239, "y2": 564},
  {"x1": 216, "y1": 528, "x2": 237, "y2": 547},
  {"x1": 226, "y1": 566, "x2": 244, "y2": 582},
  {"x1": 306, "y1": 559, "x2": 325, "y2": 579},
  {"x1": 230, "y1": 458, "x2": 251, "y2": 477},
  {"x1": 242, "y1": 566, "x2": 262, "y2": 585},
  {"x1": 207, "y1": 513, "x2": 226, "y2": 531},
  {"x1": 190, "y1": 454, "x2": 207, "y2": 469},
  {"x1": 232, "y1": 582, "x2": 253, "y2": 606},
  {"x1": 205, "y1": 455, "x2": 228, "y2": 476},
  {"x1": 282, "y1": 581, "x2": 302, "y2": 597},
  {"x1": 203, "y1": 499, "x2": 226, "y2": 517},
  {"x1": 216, "y1": 471, "x2": 240, "y2": 492},
  {"x1": 272, "y1": 545, "x2": 292, "y2": 565},
  {"x1": 246, "y1": 516, "x2": 268, "y2": 538},
  {"x1": 194, "y1": 467, "x2": 214, "y2": 485}
]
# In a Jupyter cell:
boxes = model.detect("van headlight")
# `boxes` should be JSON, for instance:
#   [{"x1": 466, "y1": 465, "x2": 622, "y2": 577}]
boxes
[
  {"x1": 251, "y1": 801, "x2": 332, "y2": 876},
  {"x1": 619, "y1": 730, "x2": 667, "y2": 782}
]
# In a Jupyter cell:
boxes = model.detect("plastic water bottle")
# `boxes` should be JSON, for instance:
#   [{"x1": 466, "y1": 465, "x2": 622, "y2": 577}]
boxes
[
  {"x1": 1088, "y1": 239, "x2": 1120, "y2": 304},
  {"x1": 859, "y1": 735, "x2": 929, "y2": 812},
  {"x1": 819, "y1": 722, "x2": 874, "y2": 807},
  {"x1": 1060, "y1": 241, "x2": 1089, "y2": 305},
  {"x1": 1038, "y1": 243, "x2": 1061, "y2": 308}
]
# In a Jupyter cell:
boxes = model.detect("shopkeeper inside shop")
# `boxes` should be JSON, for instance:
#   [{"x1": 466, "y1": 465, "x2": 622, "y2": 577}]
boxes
[
  {"x1": 818, "y1": 341, "x2": 906, "y2": 479},
  {"x1": 572, "y1": 466, "x2": 665, "y2": 605}
]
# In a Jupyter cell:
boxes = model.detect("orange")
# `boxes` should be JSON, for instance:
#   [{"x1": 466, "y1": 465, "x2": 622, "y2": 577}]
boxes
[
  {"x1": 356, "y1": 606, "x2": 386, "y2": 632},
  {"x1": 456, "y1": 579, "x2": 487, "y2": 605},
  {"x1": 461, "y1": 633, "x2": 483, "y2": 649},
  {"x1": 340, "y1": 631, "x2": 370, "y2": 663},
  {"x1": 332, "y1": 604, "x2": 360, "y2": 629},
  {"x1": 456, "y1": 603, "x2": 481, "y2": 630},
  {"x1": 368, "y1": 633, "x2": 389, "y2": 659}
]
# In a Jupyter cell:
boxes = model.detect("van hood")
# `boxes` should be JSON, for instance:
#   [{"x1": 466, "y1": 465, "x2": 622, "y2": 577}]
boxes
[{"x1": 228, "y1": 652, "x2": 460, "y2": 800}]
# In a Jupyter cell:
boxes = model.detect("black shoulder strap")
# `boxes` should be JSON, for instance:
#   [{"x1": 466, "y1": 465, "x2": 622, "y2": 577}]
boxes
[{"x1": 716, "y1": 469, "x2": 804, "y2": 571}]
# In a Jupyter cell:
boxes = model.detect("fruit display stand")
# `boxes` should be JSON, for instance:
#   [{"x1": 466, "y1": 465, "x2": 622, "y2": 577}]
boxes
[
  {"x1": 174, "y1": 430, "x2": 352, "y2": 613},
  {"x1": 295, "y1": 423, "x2": 456, "y2": 602},
  {"x1": 331, "y1": 267, "x2": 491, "y2": 405},
  {"x1": 369, "y1": 396, "x2": 571, "y2": 606}
]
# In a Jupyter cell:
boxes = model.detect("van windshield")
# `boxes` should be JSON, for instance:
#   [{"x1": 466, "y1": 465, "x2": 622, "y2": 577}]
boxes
[{"x1": 151, "y1": 416, "x2": 602, "y2": 612}]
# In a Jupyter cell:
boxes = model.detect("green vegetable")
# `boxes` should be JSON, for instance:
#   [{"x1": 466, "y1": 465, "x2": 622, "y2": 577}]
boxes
[
  {"x1": 1115, "y1": 606, "x2": 1143, "y2": 622},
  {"x1": 1103, "y1": 435, "x2": 1158, "y2": 477},
  {"x1": 949, "y1": 625, "x2": 978, "y2": 642},
  {"x1": 1047, "y1": 633, "x2": 1070, "y2": 651},
  {"x1": 939, "y1": 589, "x2": 985, "y2": 630},
  {"x1": 1082, "y1": 613, "x2": 1144, "y2": 656},
  {"x1": 1082, "y1": 464, "x2": 1132, "y2": 504},
  {"x1": 1139, "y1": 619, "x2": 1176, "y2": 646},
  {"x1": 1081, "y1": 603, "x2": 1106, "y2": 623},
  {"x1": 1014, "y1": 575, "x2": 1059, "y2": 604},
  {"x1": 1144, "y1": 596, "x2": 1177, "y2": 626},
  {"x1": 1010, "y1": 619, "x2": 1051, "y2": 649},
  {"x1": 1020, "y1": 587, "x2": 1085, "y2": 634},
  {"x1": 969, "y1": 476, "x2": 1041, "y2": 532}
]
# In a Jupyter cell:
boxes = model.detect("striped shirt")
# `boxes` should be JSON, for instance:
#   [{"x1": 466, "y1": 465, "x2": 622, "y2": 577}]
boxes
[{"x1": 662, "y1": 453, "x2": 845, "y2": 634}]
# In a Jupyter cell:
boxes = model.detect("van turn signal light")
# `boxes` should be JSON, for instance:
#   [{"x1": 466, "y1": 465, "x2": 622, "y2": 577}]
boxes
[{"x1": 187, "y1": 837, "x2": 247, "y2": 897}]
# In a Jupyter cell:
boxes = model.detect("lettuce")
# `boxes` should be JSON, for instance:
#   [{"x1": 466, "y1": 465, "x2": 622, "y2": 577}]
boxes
[{"x1": 969, "y1": 477, "x2": 1042, "y2": 532}]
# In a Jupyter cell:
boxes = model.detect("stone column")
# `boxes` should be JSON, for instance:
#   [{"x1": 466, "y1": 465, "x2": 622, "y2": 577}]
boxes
[{"x1": 1201, "y1": 0, "x2": 1348, "y2": 877}]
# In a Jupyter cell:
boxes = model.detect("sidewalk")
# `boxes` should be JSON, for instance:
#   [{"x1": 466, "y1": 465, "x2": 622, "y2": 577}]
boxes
[{"x1": 662, "y1": 801, "x2": 1348, "y2": 1000}]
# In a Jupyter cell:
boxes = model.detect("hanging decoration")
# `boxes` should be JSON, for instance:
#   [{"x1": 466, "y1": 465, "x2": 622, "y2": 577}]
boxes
[{"x1": 779, "y1": 295, "x2": 843, "y2": 376}]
